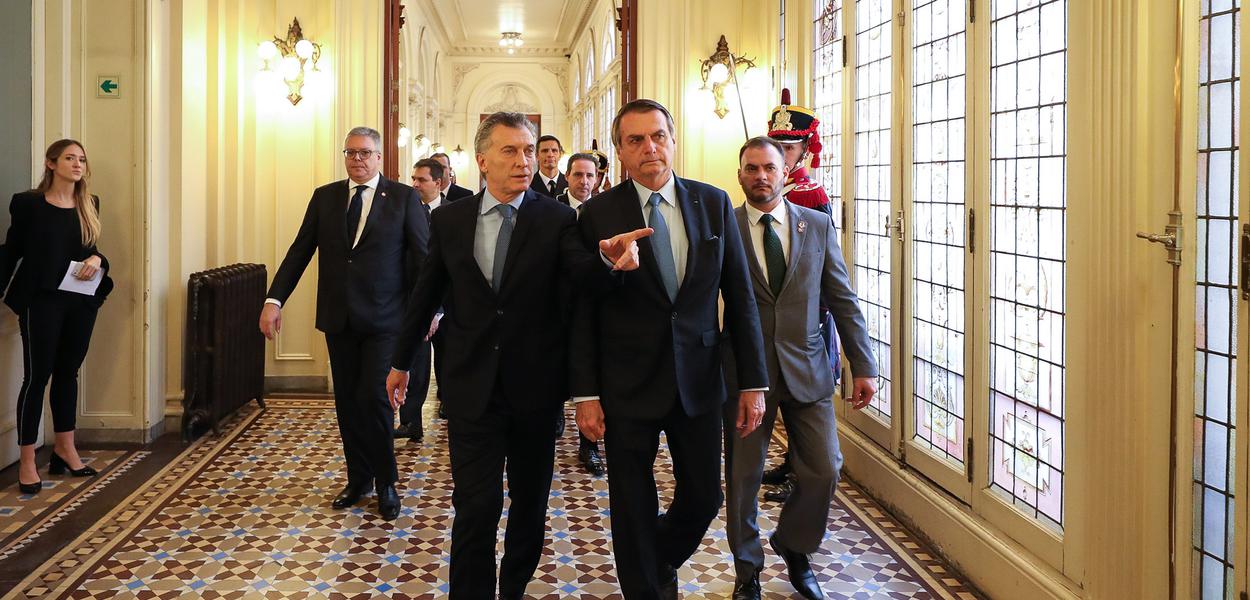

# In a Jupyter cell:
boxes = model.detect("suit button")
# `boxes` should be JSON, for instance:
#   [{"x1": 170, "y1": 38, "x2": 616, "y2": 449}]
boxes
[
  {"x1": 497, "y1": 309, "x2": 503, "y2": 315},
  {"x1": 347, "y1": 259, "x2": 353, "y2": 263},
  {"x1": 493, "y1": 344, "x2": 500, "y2": 351},
  {"x1": 671, "y1": 312, "x2": 677, "y2": 320}
]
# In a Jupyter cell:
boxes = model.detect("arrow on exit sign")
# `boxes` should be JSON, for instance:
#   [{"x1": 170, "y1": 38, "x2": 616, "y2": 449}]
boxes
[{"x1": 96, "y1": 75, "x2": 120, "y2": 98}]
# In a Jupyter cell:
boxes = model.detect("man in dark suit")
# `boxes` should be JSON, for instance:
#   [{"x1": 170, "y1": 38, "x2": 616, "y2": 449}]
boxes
[
  {"x1": 529, "y1": 135, "x2": 568, "y2": 198},
  {"x1": 431, "y1": 152, "x2": 474, "y2": 202},
  {"x1": 391, "y1": 158, "x2": 450, "y2": 442},
  {"x1": 572, "y1": 99, "x2": 770, "y2": 600},
  {"x1": 385, "y1": 112, "x2": 649, "y2": 599},
  {"x1": 259, "y1": 126, "x2": 428, "y2": 521},
  {"x1": 723, "y1": 137, "x2": 878, "y2": 600}
]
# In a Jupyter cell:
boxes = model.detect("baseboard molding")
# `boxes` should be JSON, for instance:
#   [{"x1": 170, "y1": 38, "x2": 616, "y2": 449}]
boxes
[
  {"x1": 77, "y1": 420, "x2": 165, "y2": 444},
  {"x1": 838, "y1": 424, "x2": 1084, "y2": 600},
  {"x1": 264, "y1": 375, "x2": 329, "y2": 394}
]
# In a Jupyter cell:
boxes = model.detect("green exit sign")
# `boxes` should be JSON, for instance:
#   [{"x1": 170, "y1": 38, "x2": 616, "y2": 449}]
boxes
[{"x1": 96, "y1": 75, "x2": 120, "y2": 98}]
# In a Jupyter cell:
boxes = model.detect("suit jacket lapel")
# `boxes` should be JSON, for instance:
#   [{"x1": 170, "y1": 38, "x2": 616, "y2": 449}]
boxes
[
  {"x1": 497, "y1": 190, "x2": 539, "y2": 294},
  {"x1": 780, "y1": 200, "x2": 807, "y2": 296},
  {"x1": 673, "y1": 177, "x2": 705, "y2": 301},
  {"x1": 464, "y1": 193, "x2": 495, "y2": 295},
  {"x1": 735, "y1": 206, "x2": 772, "y2": 299}
]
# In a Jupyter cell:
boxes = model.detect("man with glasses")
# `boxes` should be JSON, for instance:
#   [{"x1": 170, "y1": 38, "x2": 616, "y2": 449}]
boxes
[{"x1": 260, "y1": 126, "x2": 429, "y2": 521}]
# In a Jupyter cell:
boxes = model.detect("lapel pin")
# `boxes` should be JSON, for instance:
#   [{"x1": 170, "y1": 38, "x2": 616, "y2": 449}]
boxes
[
  {"x1": 381, "y1": 191, "x2": 387, "y2": 197},
  {"x1": 797, "y1": 221, "x2": 807, "y2": 233}
]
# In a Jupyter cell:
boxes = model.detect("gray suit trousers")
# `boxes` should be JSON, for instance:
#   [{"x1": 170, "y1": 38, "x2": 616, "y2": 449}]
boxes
[{"x1": 723, "y1": 373, "x2": 842, "y2": 581}]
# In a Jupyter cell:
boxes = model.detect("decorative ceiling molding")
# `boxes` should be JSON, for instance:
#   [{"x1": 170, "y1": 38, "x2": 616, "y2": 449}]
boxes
[
  {"x1": 449, "y1": 45, "x2": 569, "y2": 58},
  {"x1": 452, "y1": 64, "x2": 480, "y2": 97},
  {"x1": 484, "y1": 85, "x2": 540, "y2": 114}
]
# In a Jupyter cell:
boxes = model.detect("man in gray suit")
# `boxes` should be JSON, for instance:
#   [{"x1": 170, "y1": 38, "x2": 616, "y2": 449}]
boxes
[{"x1": 723, "y1": 137, "x2": 879, "y2": 600}]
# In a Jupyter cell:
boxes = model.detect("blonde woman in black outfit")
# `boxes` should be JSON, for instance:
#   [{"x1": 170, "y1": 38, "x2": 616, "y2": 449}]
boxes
[{"x1": 0, "y1": 139, "x2": 113, "y2": 494}]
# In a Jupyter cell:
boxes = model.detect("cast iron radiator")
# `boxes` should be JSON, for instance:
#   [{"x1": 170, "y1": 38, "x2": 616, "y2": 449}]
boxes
[{"x1": 182, "y1": 263, "x2": 267, "y2": 439}]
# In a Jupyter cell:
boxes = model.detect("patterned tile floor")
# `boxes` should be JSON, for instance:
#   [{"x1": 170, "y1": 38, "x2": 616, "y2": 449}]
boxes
[{"x1": 4, "y1": 398, "x2": 982, "y2": 599}]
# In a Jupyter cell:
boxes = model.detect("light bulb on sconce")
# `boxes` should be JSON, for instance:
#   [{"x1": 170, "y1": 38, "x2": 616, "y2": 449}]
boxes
[
  {"x1": 413, "y1": 134, "x2": 431, "y2": 156},
  {"x1": 698, "y1": 35, "x2": 758, "y2": 123},
  {"x1": 450, "y1": 145, "x2": 469, "y2": 170},
  {"x1": 431, "y1": 143, "x2": 446, "y2": 156},
  {"x1": 398, "y1": 125, "x2": 411, "y2": 148},
  {"x1": 256, "y1": 18, "x2": 323, "y2": 106}
]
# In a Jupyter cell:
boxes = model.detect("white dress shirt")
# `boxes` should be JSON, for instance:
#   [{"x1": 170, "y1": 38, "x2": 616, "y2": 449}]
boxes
[
  {"x1": 265, "y1": 173, "x2": 380, "y2": 309},
  {"x1": 539, "y1": 172, "x2": 560, "y2": 193},
  {"x1": 743, "y1": 200, "x2": 791, "y2": 285},
  {"x1": 474, "y1": 188, "x2": 525, "y2": 287},
  {"x1": 631, "y1": 176, "x2": 686, "y2": 285},
  {"x1": 425, "y1": 194, "x2": 442, "y2": 212}
]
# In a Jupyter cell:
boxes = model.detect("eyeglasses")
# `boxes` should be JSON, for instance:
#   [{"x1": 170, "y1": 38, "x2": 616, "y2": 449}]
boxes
[{"x1": 342, "y1": 149, "x2": 378, "y2": 160}]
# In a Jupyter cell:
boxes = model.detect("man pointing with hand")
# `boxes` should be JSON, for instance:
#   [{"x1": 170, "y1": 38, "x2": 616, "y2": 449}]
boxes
[{"x1": 384, "y1": 112, "x2": 650, "y2": 600}]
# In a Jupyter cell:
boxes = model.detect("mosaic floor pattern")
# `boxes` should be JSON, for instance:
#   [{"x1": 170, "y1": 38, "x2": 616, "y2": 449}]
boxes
[{"x1": 4, "y1": 398, "x2": 982, "y2": 599}]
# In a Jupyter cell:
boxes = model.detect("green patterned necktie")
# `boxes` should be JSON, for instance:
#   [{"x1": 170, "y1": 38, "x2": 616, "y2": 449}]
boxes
[{"x1": 761, "y1": 213, "x2": 786, "y2": 296}]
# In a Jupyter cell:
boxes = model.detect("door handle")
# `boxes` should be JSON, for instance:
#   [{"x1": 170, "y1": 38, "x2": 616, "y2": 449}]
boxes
[{"x1": 1135, "y1": 211, "x2": 1182, "y2": 267}]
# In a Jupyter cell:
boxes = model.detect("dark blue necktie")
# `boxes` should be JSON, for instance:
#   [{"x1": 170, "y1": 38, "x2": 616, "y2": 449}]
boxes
[
  {"x1": 346, "y1": 184, "x2": 366, "y2": 247},
  {"x1": 647, "y1": 193, "x2": 679, "y2": 301}
]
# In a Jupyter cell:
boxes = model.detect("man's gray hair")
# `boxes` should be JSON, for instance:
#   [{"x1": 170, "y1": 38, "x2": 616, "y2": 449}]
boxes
[
  {"x1": 475, "y1": 112, "x2": 537, "y2": 154},
  {"x1": 344, "y1": 126, "x2": 382, "y2": 149}
]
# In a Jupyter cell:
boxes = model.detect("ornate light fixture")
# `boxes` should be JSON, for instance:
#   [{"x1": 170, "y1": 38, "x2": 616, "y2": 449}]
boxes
[
  {"x1": 498, "y1": 31, "x2": 524, "y2": 54},
  {"x1": 699, "y1": 35, "x2": 757, "y2": 121},
  {"x1": 412, "y1": 134, "x2": 431, "y2": 156},
  {"x1": 397, "y1": 124, "x2": 412, "y2": 148},
  {"x1": 257, "y1": 18, "x2": 322, "y2": 106},
  {"x1": 450, "y1": 145, "x2": 470, "y2": 170}
]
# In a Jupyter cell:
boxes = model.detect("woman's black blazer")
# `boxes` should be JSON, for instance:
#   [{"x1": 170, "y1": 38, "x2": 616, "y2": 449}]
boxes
[{"x1": 0, "y1": 191, "x2": 113, "y2": 312}]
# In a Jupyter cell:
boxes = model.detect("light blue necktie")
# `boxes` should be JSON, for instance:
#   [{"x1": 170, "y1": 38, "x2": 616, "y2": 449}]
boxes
[
  {"x1": 647, "y1": 193, "x2": 679, "y2": 301},
  {"x1": 491, "y1": 204, "x2": 515, "y2": 290}
]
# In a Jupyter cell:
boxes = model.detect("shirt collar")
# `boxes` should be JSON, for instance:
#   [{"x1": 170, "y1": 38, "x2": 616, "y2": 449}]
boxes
[
  {"x1": 350, "y1": 173, "x2": 382, "y2": 191},
  {"x1": 632, "y1": 175, "x2": 678, "y2": 209},
  {"x1": 539, "y1": 172, "x2": 558, "y2": 186},
  {"x1": 481, "y1": 187, "x2": 525, "y2": 215},
  {"x1": 744, "y1": 199, "x2": 787, "y2": 226}
]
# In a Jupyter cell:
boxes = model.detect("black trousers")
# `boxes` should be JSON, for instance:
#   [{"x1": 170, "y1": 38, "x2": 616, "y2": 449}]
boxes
[
  {"x1": 324, "y1": 330, "x2": 399, "y2": 487},
  {"x1": 603, "y1": 402, "x2": 723, "y2": 600},
  {"x1": 397, "y1": 338, "x2": 431, "y2": 426},
  {"x1": 15, "y1": 291, "x2": 98, "y2": 446},
  {"x1": 447, "y1": 392, "x2": 560, "y2": 598}
]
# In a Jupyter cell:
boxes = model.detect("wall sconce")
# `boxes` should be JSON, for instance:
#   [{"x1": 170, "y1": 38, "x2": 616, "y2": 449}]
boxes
[
  {"x1": 699, "y1": 35, "x2": 757, "y2": 123},
  {"x1": 413, "y1": 134, "x2": 431, "y2": 156},
  {"x1": 257, "y1": 18, "x2": 322, "y2": 106},
  {"x1": 431, "y1": 142, "x2": 446, "y2": 156},
  {"x1": 450, "y1": 145, "x2": 470, "y2": 170},
  {"x1": 397, "y1": 124, "x2": 412, "y2": 148}
]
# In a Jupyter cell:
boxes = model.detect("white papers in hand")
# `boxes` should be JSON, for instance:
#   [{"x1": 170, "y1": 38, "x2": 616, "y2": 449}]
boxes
[{"x1": 57, "y1": 261, "x2": 103, "y2": 296}]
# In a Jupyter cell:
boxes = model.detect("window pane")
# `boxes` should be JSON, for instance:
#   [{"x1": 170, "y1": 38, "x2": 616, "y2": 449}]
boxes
[
  {"x1": 855, "y1": 0, "x2": 894, "y2": 423},
  {"x1": 1194, "y1": 1, "x2": 1239, "y2": 598},
  {"x1": 813, "y1": 0, "x2": 844, "y2": 230},
  {"x1": 911, "y1": 0, "x2": 967, "y2": 465},
  {"x1": 988, "y1": 0, "x2": 1066, "y2": 530}
]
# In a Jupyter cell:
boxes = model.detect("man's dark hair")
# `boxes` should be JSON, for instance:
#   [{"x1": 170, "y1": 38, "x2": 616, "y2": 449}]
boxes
[
  {"x1": 430, "y1": 152, "x2": 451, "y2": 163},
  {"x1": 537, "y1": 135, "x2": 564, "y2": 152},
  {"x1": 738, "y1": 136, "x2": 785, "y2": 162},
  {"x1": 413, "y1": 158, "x2": 446, "y2": 181},
  {"x1": 611, "y1": 99, "x2": 676, "y2": 147},
  {"x1": 565, "y1": 153, "x2": 599, "y2": 174}
]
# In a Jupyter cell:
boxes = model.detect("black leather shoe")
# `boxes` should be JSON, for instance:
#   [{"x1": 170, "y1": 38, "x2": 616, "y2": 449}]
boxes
[
  {"x1": 437, "y1": 402, "x2": 447, "y2": 420},
  {"x1": 49, "y1": 452, "x2": 97, "y2": 477},
  {"x1": 761, "y1": 459, "x2": 792, "y2": 486},
  {"x1": 394, "y1": 422, "x2": 423, "y2": 441},
  {"x1": 658, "y1": 564, "x2": 678, "y2": 600},
  {"x1": 763, "y1": 478, "x2": 794, "y2": 503},
  {"x1": 331, "y1": 479, "x2": 372, "y2": 509},
  {"x1": 732, "y1": 569, "x2": 762, "y2": 600},
  {"x1": 18, "y1": 480, "x2": 41, "y2": 495},
  {"x1": 497, "y1": 591, "x2": 523, "y2": 600},
  {"x1": 579, "y1": 444, "x2": 605, "y2": 477},
  {"x1": 376, "y1": 484, "x2": 400, "y2": 521},
  {"x1": 770, "y1": 536, "x2": 824, "y2": 600}
]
